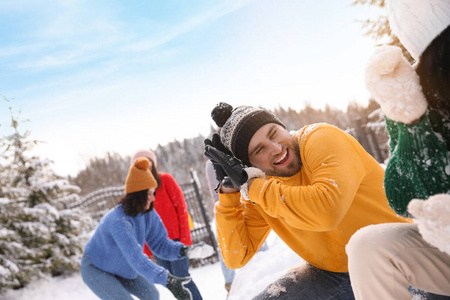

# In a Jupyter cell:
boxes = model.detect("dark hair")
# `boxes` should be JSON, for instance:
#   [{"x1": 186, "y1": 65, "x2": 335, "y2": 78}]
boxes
[
  {"x1": 118, "y1": 189, "x2": 154, "y2": 216},
  {"x1": 150, "y1": 163, "x2": 162, "y2": 189},
  {"x1": 415, "y1": 25, "x2": 450, "y2": 118}
]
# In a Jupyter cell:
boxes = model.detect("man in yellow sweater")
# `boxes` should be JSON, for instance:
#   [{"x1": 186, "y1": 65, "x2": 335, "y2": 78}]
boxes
[{"x1": 204, "y1": 102, "x2": 409, "y2": 299}]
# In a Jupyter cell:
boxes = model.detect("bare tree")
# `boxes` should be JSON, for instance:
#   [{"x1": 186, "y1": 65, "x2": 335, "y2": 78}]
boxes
[
  {"x1": 352, "y1": 0, "x2": 414, "y2": 63},
  {"x1": 71, "y1": 152, "x2": 129, "y2": 196}
]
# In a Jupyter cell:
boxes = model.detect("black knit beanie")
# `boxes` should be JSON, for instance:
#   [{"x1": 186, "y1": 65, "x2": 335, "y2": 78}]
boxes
[{"x1": 211, "y1": 102, "x2": 285, "y2": 166}]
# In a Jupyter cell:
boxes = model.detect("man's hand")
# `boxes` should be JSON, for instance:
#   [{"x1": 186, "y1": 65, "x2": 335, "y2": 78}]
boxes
[
  {"x1": 204, "y1": 145, "x2": 249, "y2": 187},
  {"x1": 204, "y1": 145, "x2": 265, "y2": 200},
  {"x1": 166, "y1": 273, "x2": 192, "y2": 300},
  {"x1": 204, "y1": 133, "x2": 229, "y2": 183},
  {"x1": 204, "y1": 134, "x2": 237, "y2": 190}
]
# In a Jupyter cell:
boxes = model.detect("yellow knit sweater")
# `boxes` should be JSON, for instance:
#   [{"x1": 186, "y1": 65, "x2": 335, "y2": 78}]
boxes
[{"x1": 216, "y1": 123, "x2": 410, "y2": 272}]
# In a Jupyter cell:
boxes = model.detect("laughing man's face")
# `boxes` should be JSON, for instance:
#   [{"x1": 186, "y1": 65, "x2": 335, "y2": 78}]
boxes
[{"x1": 248, "y1": 123, "x2": 301, "y2": 177}]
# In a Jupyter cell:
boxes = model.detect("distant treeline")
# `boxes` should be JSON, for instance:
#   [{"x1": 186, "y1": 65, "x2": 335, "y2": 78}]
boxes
[{"x1": 71, "y1": 100, "x2": 388, "y2": 218}]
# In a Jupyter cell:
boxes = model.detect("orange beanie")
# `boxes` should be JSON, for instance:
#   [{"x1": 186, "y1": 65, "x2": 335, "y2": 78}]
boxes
[{"x1": 125, "y1": 157, "x2": 157, "y2": 194}]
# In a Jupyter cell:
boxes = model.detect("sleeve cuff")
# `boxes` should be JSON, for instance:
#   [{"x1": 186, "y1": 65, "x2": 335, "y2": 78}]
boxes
[
  {"x1": 396, "y1": 115, "x2": 440, "y2": 156},
  {"x1": 218, "y1": 192, "x2": 241, "y2": 207}
]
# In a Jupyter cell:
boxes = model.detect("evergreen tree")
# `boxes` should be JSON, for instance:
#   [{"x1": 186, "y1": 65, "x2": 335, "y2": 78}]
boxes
[{"x1": 0, "y1": 99, "x2": 94, "y2": 292}]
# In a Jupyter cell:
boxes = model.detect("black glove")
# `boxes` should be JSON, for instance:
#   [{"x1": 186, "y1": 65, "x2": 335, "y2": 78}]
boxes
[
  {"x1": 166, "y1": 273, "x2": 192, "y2": 300},
  {"x1": 204, "y1": 133, "x2": 236, "y2": 189},
  {"x1": 206, "y1": 133, "x2": 232, "y2": 155},
  {"x1": 204, "y1": 145, "x2": 248, "y2": 188}
]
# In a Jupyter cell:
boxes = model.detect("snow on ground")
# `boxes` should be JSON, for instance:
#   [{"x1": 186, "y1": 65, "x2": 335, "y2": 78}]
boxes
[
  {"x1": 3, "y1": 232, "x2": 303, "y2": 300},
  {"x1": 228, "y1": 234, "x2": 303, "y2": 300}
]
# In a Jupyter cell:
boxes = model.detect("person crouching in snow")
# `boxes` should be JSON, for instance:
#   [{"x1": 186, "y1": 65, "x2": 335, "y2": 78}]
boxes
[
  {"x1": 346, "y1": 0, "x2": 450, "y2": 299},
  {"x1": 204, "y1": 102, "x2": 410, "y2": 299},
  {"x1": 130, "y1": 149, "x2": 204, "y2": 300},
  {"x1": 80, "y1": 157, "x2": 214, "y2": 300}
]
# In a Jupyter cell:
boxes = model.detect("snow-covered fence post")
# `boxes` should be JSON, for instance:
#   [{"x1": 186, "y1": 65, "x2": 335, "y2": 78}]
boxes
[
  {"x1": 190, "y1": 169, "x2": 218, "y2": 252},
  {"x1": 178, "y1": 171, "x2": 219, "y2": 266}
]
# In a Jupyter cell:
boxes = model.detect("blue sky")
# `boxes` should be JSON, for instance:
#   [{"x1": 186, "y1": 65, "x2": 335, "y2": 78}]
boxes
[{"x1": 0, "y1": 0, "x2": 384, "y2": 176}]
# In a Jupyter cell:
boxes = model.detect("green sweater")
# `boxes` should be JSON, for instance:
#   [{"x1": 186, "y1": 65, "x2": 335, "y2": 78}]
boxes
[{"x1": 384, "y1": 114, "x2": 450, "y2": 216}]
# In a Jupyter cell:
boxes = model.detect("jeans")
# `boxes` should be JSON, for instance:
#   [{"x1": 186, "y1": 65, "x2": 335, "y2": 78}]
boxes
[
  {"x1": 253, "y1": 263, "x2": 354, "y2": 300},
  {"x1": 219, "y1": 241, "x2": 269, "y2": 284},
  {"x1": 154, "y1": 255, "x2": 202, "y2": 300},
  {"x1": 410, "y1": 287, "x2": 450, "y2": 300},
  {"x1": 218, "y1": 248, "x2": 236, "y2": 284},
  {"x1": 80, "y1": 254, "x2": 160, "y2": 300}
]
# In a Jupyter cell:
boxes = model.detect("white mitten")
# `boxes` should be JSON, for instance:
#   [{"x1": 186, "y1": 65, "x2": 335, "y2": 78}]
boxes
[
  {"x1": 408, "y1": 194, "x2": 450, "y2": 256},
  {"x1": 365, "y1": 45, "x2": 427, "y2": 124},
  {"x1": 240, "y1": 167, "x2": 266, "y2": 201}
]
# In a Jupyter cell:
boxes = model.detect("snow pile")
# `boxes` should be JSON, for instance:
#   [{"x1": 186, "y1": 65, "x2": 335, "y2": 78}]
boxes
[{"x1": 228, "y1": 233, "x2": 304, "y2": 300}]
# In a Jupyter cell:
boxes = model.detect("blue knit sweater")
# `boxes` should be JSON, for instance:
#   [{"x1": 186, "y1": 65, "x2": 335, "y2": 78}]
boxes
[{"x1": 84, "y1": 204, "x2": 183, "y2": 286}]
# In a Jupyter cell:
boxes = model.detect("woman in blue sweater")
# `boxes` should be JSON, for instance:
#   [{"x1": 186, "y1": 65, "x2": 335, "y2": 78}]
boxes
[{"x1": 81, "y1": 157, "x2": 193, "y2": 300}]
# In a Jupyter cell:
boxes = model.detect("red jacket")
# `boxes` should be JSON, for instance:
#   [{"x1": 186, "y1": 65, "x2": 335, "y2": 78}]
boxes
[{"x1": 144, "y1": 173, "x2": 192, "y2": 257}]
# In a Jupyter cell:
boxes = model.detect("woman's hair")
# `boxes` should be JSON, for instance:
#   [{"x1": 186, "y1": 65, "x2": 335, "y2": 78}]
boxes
[
  {"x1": 415, "y1": 25, "x2": 450, "y2": 118},
  {"x1": 118, "y1": 189, "x2": 153, "y2": 216},
  {"x1": 150, "y1": 163, "x2": 162, "y2": 189}
]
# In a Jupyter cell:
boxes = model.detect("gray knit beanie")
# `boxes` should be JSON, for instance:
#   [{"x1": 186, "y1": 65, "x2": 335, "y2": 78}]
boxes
[{"x1": 211, "y1": 102, "x2": 285, "y2": 166}]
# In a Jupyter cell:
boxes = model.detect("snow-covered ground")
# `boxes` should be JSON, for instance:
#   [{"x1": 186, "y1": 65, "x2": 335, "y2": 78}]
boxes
[{"x1": 3, "y1": 232, "x2": 303, "y2": 300}]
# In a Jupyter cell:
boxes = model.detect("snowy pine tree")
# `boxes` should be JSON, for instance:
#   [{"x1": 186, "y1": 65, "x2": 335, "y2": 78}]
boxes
[{"x1": 0, "y1": 102, "x2": 95, "y2": 292}]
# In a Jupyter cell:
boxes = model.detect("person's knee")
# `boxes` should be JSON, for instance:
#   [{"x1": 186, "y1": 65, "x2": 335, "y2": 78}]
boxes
[
  {"x1": 346, "y1": 224, "x2": 392, "y2": 266},
  {"x1": 142, "y1": 287, "x2": 159, "y2": 300},
  {"x1": 347, "y1": 226, "x2": 373, "y2": 252}
]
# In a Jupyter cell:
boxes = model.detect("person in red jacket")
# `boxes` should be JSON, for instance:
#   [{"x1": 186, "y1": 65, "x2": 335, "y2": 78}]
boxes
[{"x1": 131, "y1": 149, "x2": 203, "y2": 300}]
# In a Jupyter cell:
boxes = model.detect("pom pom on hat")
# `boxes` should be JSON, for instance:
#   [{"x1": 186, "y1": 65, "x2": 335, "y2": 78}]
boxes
[
  {"x1": 386, "y1": 0, "x2": 450, "y2": 60},
  {"x1": 135, "y1": 157, "x2": 150, "y2": 170},
  {"x1": 131, "y1": 149, "x2": 157, "y2": 167},
  {"x1": 125, "y1": 157, "x2": 157, "y2": 194},
  {"x1": 211, "y1": 102, "x2": 233, "y2": 127}
]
